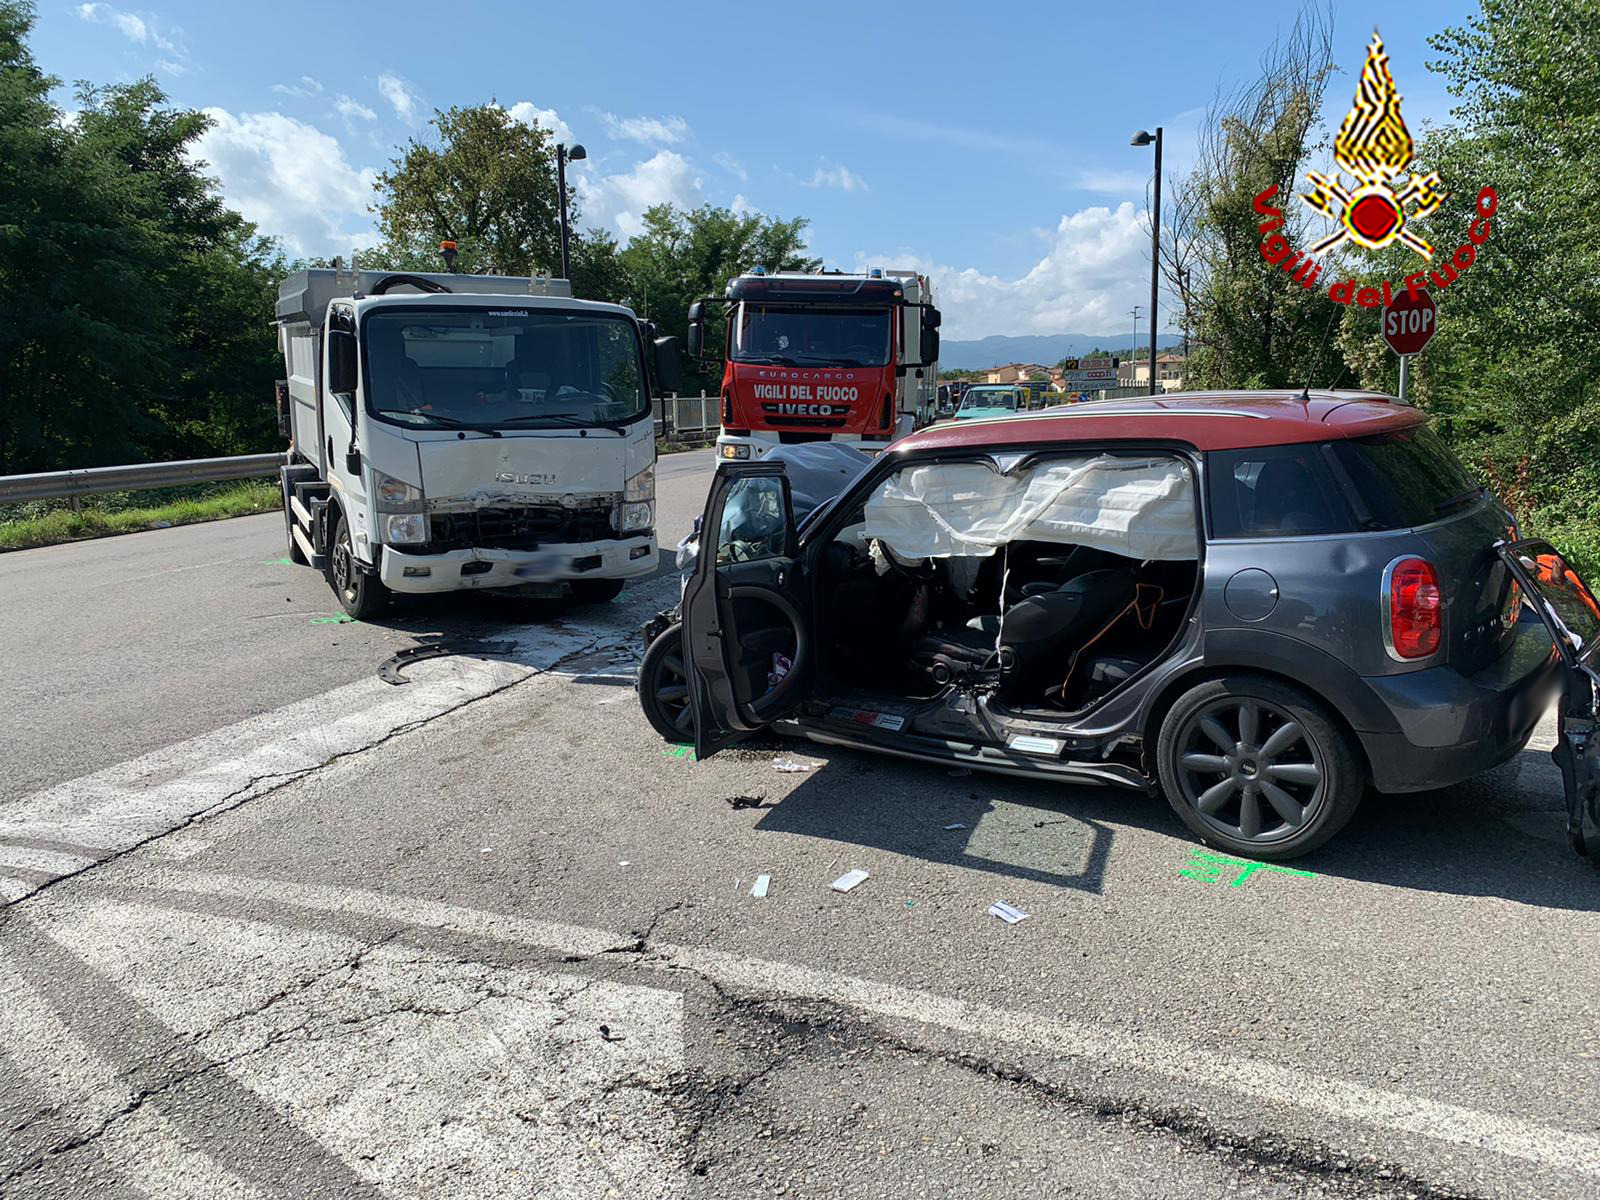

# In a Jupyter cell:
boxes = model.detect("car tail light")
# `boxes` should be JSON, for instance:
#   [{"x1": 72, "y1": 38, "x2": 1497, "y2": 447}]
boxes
[{"x1": 1386, "y1": 556, "x2": 1442, "y2": 659}]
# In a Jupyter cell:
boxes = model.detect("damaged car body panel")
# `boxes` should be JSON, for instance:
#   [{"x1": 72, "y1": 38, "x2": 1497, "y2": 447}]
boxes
[{"x1": 646, "y1": 391, "x2": 1590, "y2": 862}]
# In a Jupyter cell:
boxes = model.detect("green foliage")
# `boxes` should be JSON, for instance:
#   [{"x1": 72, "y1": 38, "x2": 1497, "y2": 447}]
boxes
[
  {"x1": 368, "y1": 102, "x2": 625, "y2": 303},
  {"x1": 0, "y1": 1, "x2": 283, "y2": 473},
  {"x1": 618, "y1": 203, "x2": 820, "y2": 393},
  {"x1": 0, "y1": 479, "x2": 280, "y2": 551}
]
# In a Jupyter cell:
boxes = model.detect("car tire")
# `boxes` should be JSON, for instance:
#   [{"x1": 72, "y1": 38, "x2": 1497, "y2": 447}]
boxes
[
  {"x1": 325, "y1": 511, "x2": 388, "y2": 620},
  {"x1": 639, "y1": 623, "x2": 693, "y2": 744},
  {"x1": 571, "y1": 578, "x2": 626, "y2": 604},
  {"x1": 1156, "y1": 675, "x2": 1363, "y2": 860}
]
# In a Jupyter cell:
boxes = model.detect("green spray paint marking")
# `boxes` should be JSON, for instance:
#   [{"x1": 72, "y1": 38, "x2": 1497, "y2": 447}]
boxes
[
  {"x1": 263, "y1": 557, "x2": 292, "y2": 566},
  {"x1": 1180, "y1": 850, "x2": 1315, "y2": 888},
  {"x1": 662, "y1": 745, "x2": 697, "y2": 761},
  {"x1": 309, "y1": 613, "x2": 355, "y2": 625}
]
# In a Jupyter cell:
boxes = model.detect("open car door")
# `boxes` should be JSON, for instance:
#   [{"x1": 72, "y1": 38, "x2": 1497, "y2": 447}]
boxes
[
  {"x1": 682, "y1": 462, "x2": 813, "y2": 761},
  {"x1": 1498, "y1": 539, "x2": 1600, "y2": 859}
]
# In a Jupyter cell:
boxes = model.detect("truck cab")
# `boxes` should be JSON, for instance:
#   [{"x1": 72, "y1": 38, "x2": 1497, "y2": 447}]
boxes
[
  {"x1": 686, "y1": 268, "x2": 940, "y2": 461},
  {"x1": 274, "y1": 266, "x2": 681, "y2": 617}
]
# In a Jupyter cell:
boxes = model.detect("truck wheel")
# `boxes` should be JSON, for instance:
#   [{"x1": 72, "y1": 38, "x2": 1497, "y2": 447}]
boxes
[
  {"x1": 570, "y1": 578, "x2": 625, "y2": 604},
  {"x1": 638, "y1": 623, "x2": 693, "y2": 743},
  {"x1": 1156, "y1": 675, "x2": 1363, "y2": 860},
  {"x1": 326, "y1": 512, "x2": 388, "y2": 620}
]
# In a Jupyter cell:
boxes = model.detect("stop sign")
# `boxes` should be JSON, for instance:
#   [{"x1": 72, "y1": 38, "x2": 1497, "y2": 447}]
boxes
[{"x1": 1383, "y1": 289, "x2": 1437, "y2": 356}]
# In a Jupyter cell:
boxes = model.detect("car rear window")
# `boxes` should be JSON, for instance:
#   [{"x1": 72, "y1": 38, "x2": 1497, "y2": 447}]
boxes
[
  {"x1": 1322, "y1": 427, "x2": 1481, "y2": 530},
  {"x1": 1207, "y1": 445, "x2": 1352, "y2": 538}
]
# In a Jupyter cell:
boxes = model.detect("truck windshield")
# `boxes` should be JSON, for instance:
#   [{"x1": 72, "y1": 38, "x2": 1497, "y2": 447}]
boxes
[
  {"x1": 730, "y1": 304, "x2": 892, "y2": 367},
  {"x1": 362, "y1": 309, "x2": 648, "y2": 431}
]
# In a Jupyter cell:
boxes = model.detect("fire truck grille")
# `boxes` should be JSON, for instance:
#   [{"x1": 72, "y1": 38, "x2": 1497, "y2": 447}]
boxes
[
  {"x1": 758, "y1": 408, "x2": 849, "y2": 429},
  {"x1": 428, "y1": 506, "x2": 617, "y2": 552}
]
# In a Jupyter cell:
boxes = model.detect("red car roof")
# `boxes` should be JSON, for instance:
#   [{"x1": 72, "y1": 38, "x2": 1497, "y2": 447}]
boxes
[{"x1": 899, "y1": 391, "x2": 1428, "y2": 453}]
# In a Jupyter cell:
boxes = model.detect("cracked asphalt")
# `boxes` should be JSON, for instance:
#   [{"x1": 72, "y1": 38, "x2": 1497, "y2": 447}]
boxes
[{"x1": 1, "y1": 449, "x2": 1597, "y2": 1198}]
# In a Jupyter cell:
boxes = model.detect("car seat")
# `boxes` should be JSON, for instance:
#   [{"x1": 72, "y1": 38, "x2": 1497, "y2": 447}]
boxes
[{"x1": 906, "y1": 568, "x2": 1137, "y2": 692}]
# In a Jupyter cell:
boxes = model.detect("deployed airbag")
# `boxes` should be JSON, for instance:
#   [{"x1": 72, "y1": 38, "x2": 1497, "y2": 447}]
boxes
[{"x1": 861, "y1": 455, "x2": 1197, "y2": 561}]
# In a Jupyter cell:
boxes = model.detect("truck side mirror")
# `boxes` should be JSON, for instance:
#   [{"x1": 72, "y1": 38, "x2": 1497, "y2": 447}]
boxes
[
  {"x1": 920, "y1": 327, "x2": 940, "y2": 365},
  {"x1": 923, "y1": 306, "x2": 942, "y2": 330},
  {"x1": 686, "y1": 322, "x2": 703, "y2": 360},
  {"x1": 653, "y1": 336, "x2": 684, "y2": 394},
  {"x1": 328, "y1": 329, "x2": 358, "y2": 395}
]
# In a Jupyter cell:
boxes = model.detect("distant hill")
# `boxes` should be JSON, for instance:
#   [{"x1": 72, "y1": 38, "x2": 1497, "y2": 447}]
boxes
[{"x1": 939, "y1": 333, "x2": 1182, "y2": 371}]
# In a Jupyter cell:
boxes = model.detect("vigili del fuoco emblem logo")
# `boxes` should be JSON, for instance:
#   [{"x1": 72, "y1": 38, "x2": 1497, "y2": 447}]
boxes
[{"x1": 1252, "y1": 29, "x2": 1497, "y2": 308}]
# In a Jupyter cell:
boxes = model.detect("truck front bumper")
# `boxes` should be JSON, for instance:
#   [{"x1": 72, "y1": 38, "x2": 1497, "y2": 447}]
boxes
[{"x1": 379, "y1": 534, "x2": 659, "y2": 594}]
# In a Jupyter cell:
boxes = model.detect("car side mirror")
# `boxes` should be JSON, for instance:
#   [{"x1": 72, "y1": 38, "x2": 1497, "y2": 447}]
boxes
[
  {"x1": 653, "y1": 336, "x2": 684, "y2": 394},
  {"x1": 328, "y1": 329, "x2": 357, "y2": 395}
]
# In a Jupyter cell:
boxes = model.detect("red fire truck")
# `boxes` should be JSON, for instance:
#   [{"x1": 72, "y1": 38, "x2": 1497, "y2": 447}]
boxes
[{"x1": 686, "y1": 267, "x2": 941, "y2": 458}]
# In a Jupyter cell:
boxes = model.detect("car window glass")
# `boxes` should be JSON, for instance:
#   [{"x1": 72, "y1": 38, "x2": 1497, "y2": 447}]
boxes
[
  {"x1": 1208, "y1": 446, "x2": 1349, "y2": 538},
  {"x1": 716, "y1": 476, "x2": 789, "y2": 565},
  {"x1": 1514, "y1": 544, "x2": 1600, "y2": 661},
  {"x1": 1323, "y1": 427, "x2": 1478, "y2": 530}
]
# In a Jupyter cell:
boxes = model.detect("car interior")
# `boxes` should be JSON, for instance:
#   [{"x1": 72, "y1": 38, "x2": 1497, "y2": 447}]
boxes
[{"x1": 701, "y1": 453, "x2": 1200, "y2": 724}]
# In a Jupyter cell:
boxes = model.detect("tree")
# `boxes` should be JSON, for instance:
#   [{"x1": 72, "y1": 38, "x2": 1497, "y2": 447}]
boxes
[
  {"x1": 1162, "y1": 4, "x2": 1346, "y2": 390},
  {"x1": 619, "y1": 203, "x2": 820, "y2": 393},
  {"x1": 369, "y1": 102, "x2": 624, "y2": 302},
  {"x1": 0, "y1": 1, "x2": 283, "y2": 473}
]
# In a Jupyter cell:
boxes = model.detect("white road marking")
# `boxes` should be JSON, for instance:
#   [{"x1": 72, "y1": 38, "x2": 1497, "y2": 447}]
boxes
[
  {"x1": 0, "y1": 625, "x2": 619, "y2": 898},
  {"x1": 121, "y1": 868, "x2": 1600, "y2": 1182},
  {"x1": 0, "y1": 845, "x2": 99, "y2": 875},
  {"x1": 33, "y1": 901, "x2": 685, "y2": 1199},
  {"x1": 0, "y1": 954, "x2": 271, "y2": 1199}
]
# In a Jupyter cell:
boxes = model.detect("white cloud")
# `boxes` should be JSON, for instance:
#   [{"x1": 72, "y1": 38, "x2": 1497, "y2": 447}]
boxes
[
  {"x1": 576, "y1": 150, "x2": 703, "y2": 238},
  {"x1": 334, "y1": 95, "x2": 377, "y2": 123},
  {"x1": 804, "y1": 162, "x2": 868, "y2": 192},
  {"x1": 377, "y1": 73, "x2": 419, "y2": 123},
  {"x1": 506, "y1": 102, "x2": 573, "y2": 145},
  {"x1": 273, "y1": 76, "x2": 324, "y2": 99},
  {"x1": 192, "y1": 109, "x2": 379, "y2": 257},
  {"x1": 853, "y1": 202, "x2": 1156, "y2": 340},
  {"x1": 599, "y1": 112, "x2": 690, "y2": 145},
  {"x1": 730, "y1": 193, "x2": 759, "y2": 217},
  {"x1": 713, "y1": 151, "x2": 747, "y2": 181},
  {"x1": 78, "y1": 3, "x2": 186, "y2": 69},
  {"x1": 1072, "y1": 167, "x2": 1151, "y2": 194}
]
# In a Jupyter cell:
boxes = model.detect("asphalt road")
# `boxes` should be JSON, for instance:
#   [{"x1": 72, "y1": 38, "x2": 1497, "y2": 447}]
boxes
[{"x1": 1, "y1": 447, "x2": 1597, "y2": 1199}]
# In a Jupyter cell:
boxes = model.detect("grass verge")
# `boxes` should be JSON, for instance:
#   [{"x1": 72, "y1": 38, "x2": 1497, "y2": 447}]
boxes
[{"x1": 0, "y1": 480, "x2": 281, "y2": 553}]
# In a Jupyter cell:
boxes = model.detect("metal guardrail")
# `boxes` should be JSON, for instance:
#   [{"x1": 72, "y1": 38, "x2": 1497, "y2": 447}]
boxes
[
  {"x1": 653, "y1": 393, "x2": 720, "y2": 441},
  {"x1": 0, "y1": 453, "x2": 284, "y2": 504}
]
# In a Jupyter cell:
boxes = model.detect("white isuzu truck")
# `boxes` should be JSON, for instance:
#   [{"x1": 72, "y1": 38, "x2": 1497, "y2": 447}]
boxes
[{"x1": 273, "y1": 264, "x2": 680, "y2": 617}]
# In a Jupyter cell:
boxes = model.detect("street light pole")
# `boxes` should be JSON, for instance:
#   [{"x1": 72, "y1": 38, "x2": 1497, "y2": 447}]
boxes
[
  {"x1": 1131, "y1": 127, "x2": 1163, "y2": 395},
  {"x1": 1129, "y1": 305, "x2": 1141, "y2": 387},
  {"x1": 557, "y1": 142, "x2": 587, "y2": 280}
]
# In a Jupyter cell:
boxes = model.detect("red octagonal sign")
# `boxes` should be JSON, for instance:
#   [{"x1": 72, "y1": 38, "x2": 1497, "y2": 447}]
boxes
[{"x1": 1383, "y1": 288, "x2": 1437, "y2": 357}]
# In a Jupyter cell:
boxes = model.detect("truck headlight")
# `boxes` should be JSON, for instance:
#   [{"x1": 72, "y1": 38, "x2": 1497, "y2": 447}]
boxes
[
  {"x1": 373, "y1": 469, "x2": 424, "y2": 513},
  {"x1": 384, "y1": 513, "x2": 428, "y2": 544},
  {"x1": 624, "y1": 463, "x2": 655, "y2": 502},
  {"x1": 619, "y1": 501, "x2": 654, "y2": 532},
  {"x1": 720, "y1": 443, "x2": 751, "y2": 460}
]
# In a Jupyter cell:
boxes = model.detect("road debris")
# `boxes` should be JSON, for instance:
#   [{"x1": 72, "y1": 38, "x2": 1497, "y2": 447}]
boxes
[
  {"x1": 599, "y1": 1024, "x2": 624, "y2": 1042},
  {"x1": 725, "y1": 794, "x2": 767, "y2": 810},
  {"x1": 772, "y1": 759, "x2": 815, "y2": 773},
  {"x1": 830, "y1": 869, "x2": 870, "y2": 893},
  {"x1": 987, "y1": 901, "x2": 1029, "y2": 924},
  {"x1": 947, "y1": 768, "x2": 972, "y2": 777},
  {"x1": 942, "y1": 822, "x2": 966, "y2": 830},
  {"x1": 378, "y1": 640, "x2": 517, "y2": 684},
  {"x1": 750, "y1": 875, "x2": 771, "y2": 899}
]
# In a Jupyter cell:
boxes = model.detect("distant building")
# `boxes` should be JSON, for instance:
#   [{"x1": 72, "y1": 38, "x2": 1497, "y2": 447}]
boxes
[
  {"x1": 985, "y1": 362, "x2": 1052, "y2": 385},
  {"x1": 1118, "y1": 353, "x2": 1186, "y2": 391}
]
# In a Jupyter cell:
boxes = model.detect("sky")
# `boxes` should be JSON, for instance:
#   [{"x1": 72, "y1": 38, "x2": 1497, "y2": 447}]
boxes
[{"x1": 32, "y1": 0, "x2": 1480, "y2": 340}]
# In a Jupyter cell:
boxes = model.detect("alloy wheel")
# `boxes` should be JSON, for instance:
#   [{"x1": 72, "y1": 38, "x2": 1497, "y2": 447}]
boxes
[
  {"x1": 653, "y1": 647, "x2": 692, "y2": 736},
  {"x1": 1173, "y1": 696, "x2": 1326, "y2": 845}
]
